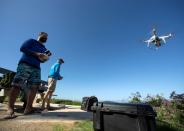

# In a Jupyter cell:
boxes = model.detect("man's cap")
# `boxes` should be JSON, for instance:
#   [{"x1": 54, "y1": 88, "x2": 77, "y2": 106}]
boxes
[
  {"x1": 39, "y1": 32, "x2": 48, "y2": 36},
  {"x1": 58, "y1": 58, "x2": 64, "y2": 63}
]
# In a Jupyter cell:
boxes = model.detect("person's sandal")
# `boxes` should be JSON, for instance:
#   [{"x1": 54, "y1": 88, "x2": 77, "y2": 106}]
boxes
[{"x1": 3, "y1": 111, "x2": 17, "y2": 119}]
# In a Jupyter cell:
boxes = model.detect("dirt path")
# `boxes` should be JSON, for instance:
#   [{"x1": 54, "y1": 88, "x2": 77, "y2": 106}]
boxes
[{"x1": 0, "y1": 102, "x2": 92, "y2": 131}]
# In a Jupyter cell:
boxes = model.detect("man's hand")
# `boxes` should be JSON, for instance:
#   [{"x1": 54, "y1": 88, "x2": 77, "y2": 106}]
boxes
[
  {"x1": 58, "y1": 76, "x2": 63, "y2": 80},
  {"x1": 34, "y1": 52, "x2": 49, "y2": 62}
]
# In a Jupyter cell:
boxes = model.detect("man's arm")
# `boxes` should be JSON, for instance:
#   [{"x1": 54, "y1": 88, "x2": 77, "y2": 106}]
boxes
[{"x1": 54, "y1": 64, "x2": 62, "y2": 80}]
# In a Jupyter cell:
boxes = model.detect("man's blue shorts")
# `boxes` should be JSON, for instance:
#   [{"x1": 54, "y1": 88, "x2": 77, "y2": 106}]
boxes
[{"x1": 11, "y1": 62, "x2": 41, "y2": 88}]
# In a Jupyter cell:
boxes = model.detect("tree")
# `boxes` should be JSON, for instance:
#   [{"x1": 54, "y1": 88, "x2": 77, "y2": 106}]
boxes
[
  {"x1": 129, "y1": 92, "x2": 142, "y2": 103},
  {"x1": 145, "y1": 94, "x2": 164, "y2": 107}
]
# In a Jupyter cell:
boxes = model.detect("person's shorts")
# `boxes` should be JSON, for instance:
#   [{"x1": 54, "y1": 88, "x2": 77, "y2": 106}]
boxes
[
  {"x1": 11, "y1": 62, "x2": 41, "y2": 88},
  {"x1": 47, "y1": 78, "x2": 57, "y2": 92}
]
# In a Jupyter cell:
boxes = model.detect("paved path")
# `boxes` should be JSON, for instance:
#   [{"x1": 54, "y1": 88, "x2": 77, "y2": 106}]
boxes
[
  {"x1": 0, "y1": 103, "x2": 93, "y2": 131},
  {"x1": 0, "y1": 102, "x2": 92, "y2": 123}
]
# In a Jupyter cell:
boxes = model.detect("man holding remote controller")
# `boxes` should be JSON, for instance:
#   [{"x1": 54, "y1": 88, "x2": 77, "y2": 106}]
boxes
[{"x1": 4, "y1": 32, "x2": 51, "y2": 119}]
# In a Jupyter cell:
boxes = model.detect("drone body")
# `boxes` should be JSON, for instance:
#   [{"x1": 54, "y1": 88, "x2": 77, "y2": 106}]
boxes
[{"x1": 144, "y1": 28, "x2": 172, "y2": 49}]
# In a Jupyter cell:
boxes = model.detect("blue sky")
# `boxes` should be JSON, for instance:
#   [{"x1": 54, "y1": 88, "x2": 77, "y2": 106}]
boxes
[{"x1": 0, "y1": 0, "x2": 184, "y2": 101}]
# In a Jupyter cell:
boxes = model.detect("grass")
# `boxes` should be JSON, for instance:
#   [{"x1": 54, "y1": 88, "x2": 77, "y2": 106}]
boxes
[
  {"x1": 52, "y1": 120, "x2": 184, "y2": 131},
  {"x1": 156, "y1": 120, "x2": 184, "y2": 131},
  {"x1": 70, "y1": 121, "x2": 93, "y2": 131},
  {"x1": 52, "y1": 120, "x2": 93, "y2": 131},
  {"x1": 53, "y1": 124, "x2": 68, "y2": 131}
]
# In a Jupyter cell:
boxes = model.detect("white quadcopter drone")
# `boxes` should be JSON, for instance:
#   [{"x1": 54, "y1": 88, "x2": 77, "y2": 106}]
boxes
[{"x1": 143, "y1": 28, "x2": 173, "y2": 49}]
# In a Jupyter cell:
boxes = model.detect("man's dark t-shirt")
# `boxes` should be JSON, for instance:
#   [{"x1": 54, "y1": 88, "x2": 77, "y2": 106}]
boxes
[{"x1": 19, "y1": 39, "x2": 47, "y2": 69}]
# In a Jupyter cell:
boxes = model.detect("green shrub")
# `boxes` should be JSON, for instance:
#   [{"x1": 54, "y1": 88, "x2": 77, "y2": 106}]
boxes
[
  {"x1": 129, "y1": 92, "x2": 142, "y2": 103},
  {"x1": 129, "y1": 91, "x2": 184, "y2": 129},
  {"x1": 0, "y1": 72, "x2": 15, "y2": 88},
  {"x1": 145, "y1": 94, "x2": 163, "y2": 107},
  {"x1": 51, "y1": 98, "x2": 81, "y2": 106}
]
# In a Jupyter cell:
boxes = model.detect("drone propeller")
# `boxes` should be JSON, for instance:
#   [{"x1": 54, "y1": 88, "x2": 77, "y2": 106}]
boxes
[
  {"x1": 152, "y1": 26, "x2": 157, "y2": 35},
  {"x1": 149, "y1": 25, "x2": 157, "y2": 35},
  {"x1": 152, "y1": 28, "x2": 156, "y2": 32},
  {"x1": 169, "y1": 32, "x2": 175, "y2": 37}
]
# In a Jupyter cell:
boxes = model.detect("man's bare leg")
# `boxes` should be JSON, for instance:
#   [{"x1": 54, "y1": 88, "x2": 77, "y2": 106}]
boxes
[
  {"x1": 46, "y1": 91, "x2": 53, "y2": 109},
  {"x1": 41, "y1": 91, "x2": 49, "y2": 109},
  {"x1": 4, "y1": 86, "x2": 20, "y2": 118},
  {"x1": 24, "y1": 85, "x2": 38, "y2": 114},
  {"x1": 7, "y1": 86, "x2": 20, "y2": 115}
]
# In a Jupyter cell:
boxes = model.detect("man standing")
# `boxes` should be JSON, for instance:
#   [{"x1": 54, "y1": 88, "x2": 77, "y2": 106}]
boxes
[
  {"x1": 41, "y1": 58, "x2": 64, "y2": 110},
  {"x1": 5, "y1": 32, "x2": 51, "y2": 118}
]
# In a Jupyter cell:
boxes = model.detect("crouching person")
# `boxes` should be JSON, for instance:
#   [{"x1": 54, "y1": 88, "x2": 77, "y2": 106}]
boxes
[{"x1": 41, "y1": 58, "x2": 64, "y2": 110}]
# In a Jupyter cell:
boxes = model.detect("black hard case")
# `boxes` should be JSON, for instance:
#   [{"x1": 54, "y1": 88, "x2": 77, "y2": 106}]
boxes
[
  {"x1": 81, "y1": 96, "x2": 98, "y2": 111},
  {"x1": 91, "y1": 102, "x2": 156, "y2": 131}
]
